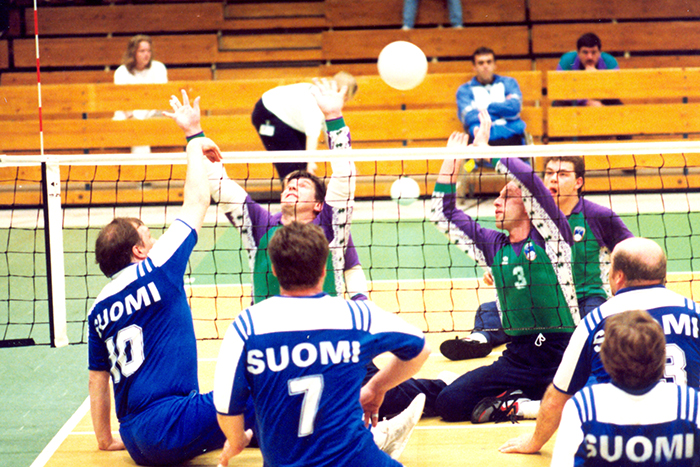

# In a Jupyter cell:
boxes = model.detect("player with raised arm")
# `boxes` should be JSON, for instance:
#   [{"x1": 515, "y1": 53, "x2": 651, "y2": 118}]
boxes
[
  {"x1": 87, "y1": 134, "x2": 233, "y2": 465},
  {"x1": 500, "y1": 237, "x2": 700, "y2": 455},
  {"x1": 167, "y1": 79, "x2": 368, "y2": 304},
  {"x1": 166, "y1": 84, "x2": 426, "y2": 457},
  {"x1": 373, "y1": 112, "x2": 578, "y2": 423},
  {"x1": 214, "y1": 222, "x2": 431, "y2": 467},
  {"x1": 441, "y1": 155, "x2": 633, "y2": 360}
]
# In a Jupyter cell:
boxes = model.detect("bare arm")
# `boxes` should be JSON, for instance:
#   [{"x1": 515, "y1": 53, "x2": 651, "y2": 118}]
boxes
[
  {"x1": 178, "y1": 137, "x2": 217, "y2": 233},
  {"x1": 217, "y1": 414, "x2": 253, "y2": 467},
  {"x1": 499, "y1": 383, "x2": 571, "y2": 454},
  {"x1": 88, "y1": 370, "x2": 125, "y2": 451},
  {"x1": 360, "y1": 342, "x2": 431, "y2": 427}
]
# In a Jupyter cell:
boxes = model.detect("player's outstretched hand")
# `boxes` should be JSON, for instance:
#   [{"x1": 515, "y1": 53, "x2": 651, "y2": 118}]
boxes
[
  {"x1": 164, "y1": 89, "x2": 203, "y2": 137},
  {"x1": 499, "y1": 433, "x2": 541, "y2": 454},
  {"x1": 310, "y1": 77, "x2": 346, "y2": 120},
  {"x1": 446, "y1": 131, "x2": 469, "y2": 148},
  {"x1": 472, "y1": 109, "x2": 491, "y2": 147},
  {"x1": 217, "y1": 429, "x2": 253, "y2": 467}
]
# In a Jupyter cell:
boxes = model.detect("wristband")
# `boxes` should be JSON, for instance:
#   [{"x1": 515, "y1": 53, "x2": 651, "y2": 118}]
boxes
[{"x1": 186, "y1": 131, "x2": 205, "y2": 142}]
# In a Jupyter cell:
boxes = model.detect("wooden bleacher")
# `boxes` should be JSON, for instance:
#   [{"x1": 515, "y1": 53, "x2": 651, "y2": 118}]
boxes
[
  {"x1": 3, "y1": 0, "x2": 700, "y2": 204},
  {"x1": 546, "y1": 68, "x2": 700, "y2": 140}
]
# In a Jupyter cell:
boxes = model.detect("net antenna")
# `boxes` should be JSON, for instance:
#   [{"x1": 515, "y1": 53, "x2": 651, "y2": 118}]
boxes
[
  {"x1": 34, "y1": 0, "x2": 68, "y2": 347},
  {"x1": 32, "y1": 0, "x2": 44, "y2": 156}
]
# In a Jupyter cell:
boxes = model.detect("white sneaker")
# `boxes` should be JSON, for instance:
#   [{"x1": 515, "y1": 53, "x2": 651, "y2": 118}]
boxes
[{"x1": 373, "y1": 393, "x2": 425, "y2": 460}]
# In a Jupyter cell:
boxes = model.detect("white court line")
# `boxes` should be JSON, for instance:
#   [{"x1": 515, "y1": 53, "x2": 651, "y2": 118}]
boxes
[{"x1": 30, "y1": 396, "x2": 91, "y2": 467}]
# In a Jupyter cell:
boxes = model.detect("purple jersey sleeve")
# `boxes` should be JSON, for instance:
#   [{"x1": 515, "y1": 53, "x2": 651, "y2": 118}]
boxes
[
  {"x1": 578, "y1": 199, "x2": 634, "y2": 251},
  {"x1": 431, "y1": 183, "x2": 507, "y2": 268}
]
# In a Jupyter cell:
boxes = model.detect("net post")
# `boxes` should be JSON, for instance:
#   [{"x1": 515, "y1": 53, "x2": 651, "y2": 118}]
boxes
[{"x1": 41, "y1": 160, "x2": 69, "y2": 347}]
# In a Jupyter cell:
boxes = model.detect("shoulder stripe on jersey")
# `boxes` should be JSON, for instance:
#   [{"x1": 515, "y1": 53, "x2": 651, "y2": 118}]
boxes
[
  {"x1": 573, "y1": 390, "x2": 586, "y2": 423},
  {"x1": 584, "y1": 386, "x2": 595, "y2": 422},
  {"x1": 356, "y1": 300, "x2": 371, "y2": 331},
  {"x1": 584, "y1": 307, "x2": 603, "y2": 333},
  {"x1": 346, "y1": 300, "x2": 371, "y2": 332},
  {"x1": 233, "y1": 309, "x2": 254, "y2": 341},
  {"x1": 346, "y1": 301, "x2": 358, "y2": 330}
]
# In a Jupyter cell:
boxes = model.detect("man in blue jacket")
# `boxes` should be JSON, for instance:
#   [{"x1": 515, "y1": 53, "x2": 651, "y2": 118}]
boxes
[{"x1": 456, "y1": 47, "x2": 526, "y2": 146}]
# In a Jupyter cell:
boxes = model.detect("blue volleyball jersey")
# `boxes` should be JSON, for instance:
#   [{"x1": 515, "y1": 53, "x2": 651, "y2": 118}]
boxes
[
  {"x1": 213, "y1": 294, "x2": 425, "y2": 467},
  {"x1": 552, "y1": 382, "x2": 700, "y2": 466},
  {"x1": 554, "y1": 285, "x2": 700, "y2": 395},
  {"x1": 87, "y1": 220, "x2": 200, "y2": 420}
]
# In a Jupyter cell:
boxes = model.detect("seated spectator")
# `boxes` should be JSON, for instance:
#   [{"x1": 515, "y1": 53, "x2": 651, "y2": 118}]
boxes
[
  {"x1": 554, "y1": 33, "x2": 622, "y2": 107},
  {"x1": 113, "y1": 34, "x2": 168, "y2": 153},
  {"x1": 551, "y1": 309, "x2": 700, "y2": 466},
  {"x1": 456, "y1": 47, "x2": 526, "y2": 146},
  {"x1": 402, "y1": 0, "x2": 463, "y2": 29}
]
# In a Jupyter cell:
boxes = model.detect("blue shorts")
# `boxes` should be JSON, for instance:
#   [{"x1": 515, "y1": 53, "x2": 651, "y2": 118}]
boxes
[{"x1": 119, "y1": 391, "x2": 226, "y2": 466}]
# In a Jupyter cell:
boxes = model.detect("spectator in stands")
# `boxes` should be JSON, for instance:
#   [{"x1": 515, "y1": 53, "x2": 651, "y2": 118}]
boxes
[
  {"x1": 402, "y1": 0, "x2": 463, "y2": 29},
  {"x1": 554, "y1": 33, "x2": 622, "y2": 107},
  {"x1": 456, "y1": 47, "x2": 526, "y2": 146},
  {"x1": 251, "y1": 72, "x2": 358, "y2": 184},
  {"x1": 551, "y1": 310, "x2": 700, "y2": 466},
  {"x1": 113, "y1": 34, "x2": 168, "y2": 153}
]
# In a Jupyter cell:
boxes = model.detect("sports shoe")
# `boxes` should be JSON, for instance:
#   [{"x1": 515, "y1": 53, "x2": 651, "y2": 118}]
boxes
[
  {"x1": 373, "y1": 393, "x2": 425, "y2": 460},
  {"x1": 440, "y1": 337, "x2": 493, "y2": 361},
  {"x1": 471, "y1": 389, "x2": 526, "y2": 424}
]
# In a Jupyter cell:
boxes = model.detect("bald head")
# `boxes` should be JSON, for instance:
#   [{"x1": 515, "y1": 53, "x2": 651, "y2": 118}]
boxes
[{"x1": 610, "y1": 238, "x2": 666, "y2": 294}]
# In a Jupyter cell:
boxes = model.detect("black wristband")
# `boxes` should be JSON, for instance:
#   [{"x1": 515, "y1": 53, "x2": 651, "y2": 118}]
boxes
[{"x1": 186, "y1": 131, "x2": 205, "y2": 142}]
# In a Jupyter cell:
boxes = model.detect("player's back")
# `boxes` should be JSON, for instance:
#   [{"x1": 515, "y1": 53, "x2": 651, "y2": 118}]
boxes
[
  {"x1": 88, "y1": 221, "x2": 200, "y2": 419},
  {"x1": 576, "y1": 285, "x2": 700, "y2": 390},
  {"x1": 215, "y1": 294, "x2": 425, "y2": 467},
  {"x1": 561, "y1": 382, "x2": 700, "y2": 466}
]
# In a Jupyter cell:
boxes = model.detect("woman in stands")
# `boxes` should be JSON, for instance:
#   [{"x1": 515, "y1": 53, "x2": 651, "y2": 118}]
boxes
[{"x1": 113, "y1": 34, "x2": 168, "y2": 153}]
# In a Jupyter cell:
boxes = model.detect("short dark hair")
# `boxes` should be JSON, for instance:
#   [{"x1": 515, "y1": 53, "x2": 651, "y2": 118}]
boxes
[
  {"x1": 472, "y1": 47, "x2": 496, "y2": 63},
  {"x1": 543, "y1": 156, "x2": 585, "y2": 193},
  {"x1": 268, "y1": 222, "x2": 329, "y2": 291},
  {"x1": 601, "y1": 310, "x2": 666, "y2": 391},
  {"x1": 95, "y1": 218, "x2": 144, "y2": 277},
  {"x1": 577, "y1": 33, "x2": 602, "y2": 50},
  {"x1": 284, "y1": 170, "x2": 326, "y2": 203},
  {"x1": 611, "y1": 243, "x2": 667, "y2": 283}
]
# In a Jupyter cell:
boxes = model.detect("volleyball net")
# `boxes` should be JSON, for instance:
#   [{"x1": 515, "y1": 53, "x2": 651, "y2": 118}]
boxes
[{"x1": 3, "y1": 141, "x2": 700, "y2": 347}]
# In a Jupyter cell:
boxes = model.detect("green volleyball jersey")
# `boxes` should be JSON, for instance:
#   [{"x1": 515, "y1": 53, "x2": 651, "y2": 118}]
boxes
[
  {"x1": 253, "y1": 225, "x2": 340, "y2": 303},
  {"x1": 492, "y1": 239, "x2": 576, "y2": 335}
]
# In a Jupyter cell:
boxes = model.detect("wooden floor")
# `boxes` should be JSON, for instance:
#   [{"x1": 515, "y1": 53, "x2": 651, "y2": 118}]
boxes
[{"x1": 41, "y1": 333, "x2": 555, "y2": 467}]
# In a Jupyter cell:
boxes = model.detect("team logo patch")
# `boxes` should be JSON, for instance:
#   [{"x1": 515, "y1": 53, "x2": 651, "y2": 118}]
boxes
[
  {"x1": 524, "y1": 243, "x2": 537, "y2": 261},
  {"x1": 502, "y1": 256, "x2": 509, "y2": 265},
  {"x1": 573, "y1": 226, "x2": 586, "y2": 242}
]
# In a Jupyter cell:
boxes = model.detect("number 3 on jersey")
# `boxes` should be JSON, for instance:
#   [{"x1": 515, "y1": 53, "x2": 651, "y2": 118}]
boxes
[
  {"x1": 513, "y1": 266, "x2": 528, "y2": 290},
  {"x1": 288, "y1": 375, "x2": 324, "y2": 437}
]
